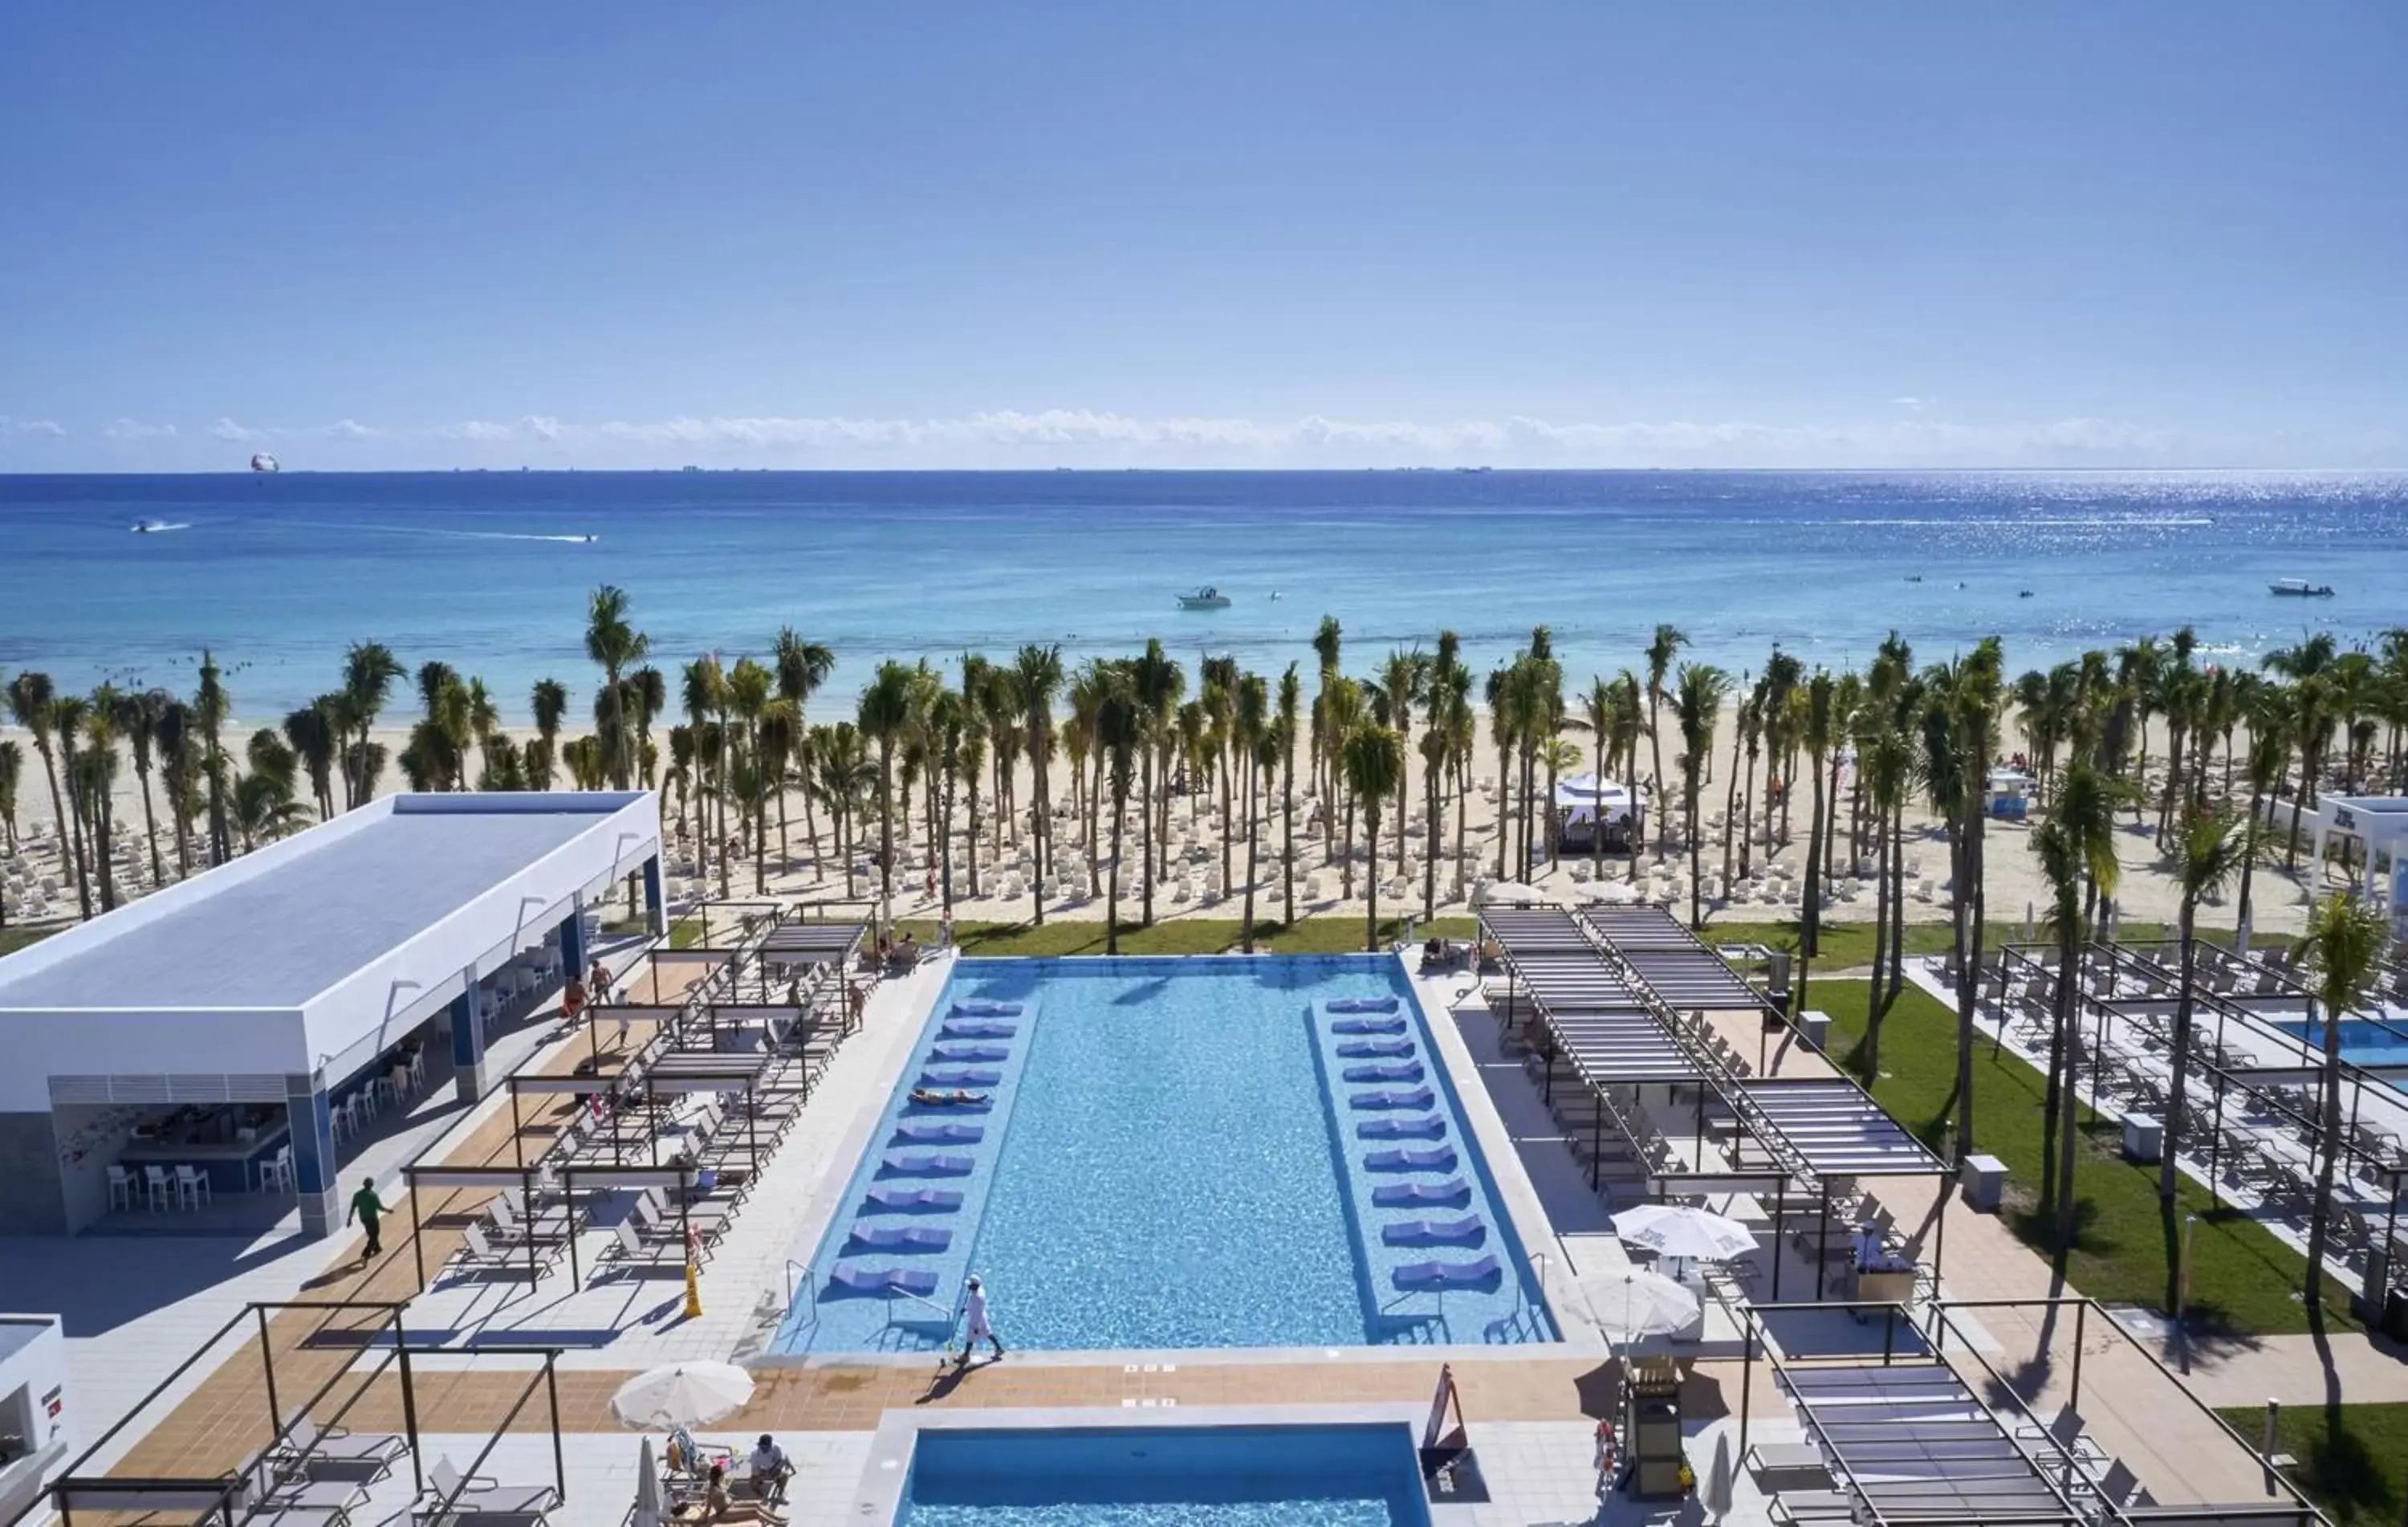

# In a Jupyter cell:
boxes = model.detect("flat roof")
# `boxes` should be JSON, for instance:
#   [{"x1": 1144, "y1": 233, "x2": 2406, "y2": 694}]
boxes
[{"x1": 0, "y1": 803, "x2": 632, "y2": 1012}]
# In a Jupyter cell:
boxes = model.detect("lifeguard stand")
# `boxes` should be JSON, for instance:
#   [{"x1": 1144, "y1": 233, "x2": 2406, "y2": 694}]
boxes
[{"x1": 1620, "y1": 1354, "x2": 1686, "y2": 1499}]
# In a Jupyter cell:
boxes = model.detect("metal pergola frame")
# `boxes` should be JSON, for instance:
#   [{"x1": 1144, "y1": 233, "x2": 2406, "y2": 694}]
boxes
[{"x1": 402, "y1": 1163, "x2": 553, "y2": 1289}]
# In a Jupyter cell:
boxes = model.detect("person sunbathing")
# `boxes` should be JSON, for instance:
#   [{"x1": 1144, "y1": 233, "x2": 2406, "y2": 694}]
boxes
[{"x1": 909, "y1": 1088, "x2": 985, "y2": 1107}]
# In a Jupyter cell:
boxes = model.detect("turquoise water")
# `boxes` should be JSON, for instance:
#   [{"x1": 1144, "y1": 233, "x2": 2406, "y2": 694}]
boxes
[
  {"x1": 2274, "y1": 1017, "x2": 2408, "y2": 1072},
  {"x1": 898, "y1": 1425, "x2": 1429, "y2": 1526},
  {"x1": 775, "y1": 955, "x2": 1552, "y2": 1354},
  {"x1": 4, "y1": 470, "x2": 2405, "y2": 723}
]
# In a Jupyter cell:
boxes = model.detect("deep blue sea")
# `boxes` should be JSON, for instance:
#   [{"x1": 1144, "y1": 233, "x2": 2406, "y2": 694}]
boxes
[{"x1": 2, "y1": 470, "x2": 2402, "y2": 724}]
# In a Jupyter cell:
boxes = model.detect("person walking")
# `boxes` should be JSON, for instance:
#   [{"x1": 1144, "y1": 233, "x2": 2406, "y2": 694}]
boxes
[
  {"x1": 347, "y1": 1176, "x2": 387, "y2": 1261},
  {"x1": 958, "y1": 1274, "x2": 1005, "y2": 1364}
]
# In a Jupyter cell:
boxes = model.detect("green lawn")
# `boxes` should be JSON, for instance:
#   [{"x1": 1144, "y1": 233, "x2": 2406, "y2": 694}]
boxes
[
  {"x1": 2217, "y1": 1403, "x2": 2408, "y2": 1525},
  {"x1": 0, "y1": 926, "x2": 54, "y2": 958},
  {"x1": 1816, "y1": 977, "x2": 2344, "y2": 1336},
  {"x1": 893, "y1": 914, "x2": 1480, "y2": 959},
  {"x1": 1706, "y1": 918, "x2": 2190, "y2": 972}
]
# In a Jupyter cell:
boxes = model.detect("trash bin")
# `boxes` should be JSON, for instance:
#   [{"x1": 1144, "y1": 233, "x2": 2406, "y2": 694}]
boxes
[
  {"x1": 1798, "y1": 1010, "x2": 1832, "y2": 1053},
  {"x1": 2122, "y1": 1114, "x2": 2162, "y2": 1164},
  {"x1": 1960, "y1": 1153, "x2": 2007, "y2": 1212}
]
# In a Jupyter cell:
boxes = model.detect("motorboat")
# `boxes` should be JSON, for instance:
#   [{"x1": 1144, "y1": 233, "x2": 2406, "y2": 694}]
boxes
[
  {"x1": 2269, "y1": 578, "x2": 2335, "y2": 597},
  {"x1": 1177, "y1": 587, "x2": 1232, "y2": 609}
]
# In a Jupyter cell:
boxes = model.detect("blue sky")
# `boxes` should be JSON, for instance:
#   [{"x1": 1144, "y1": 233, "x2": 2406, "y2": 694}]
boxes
[{"x1": 2, "y1": 2, "x2": 2403, "y2": 469}]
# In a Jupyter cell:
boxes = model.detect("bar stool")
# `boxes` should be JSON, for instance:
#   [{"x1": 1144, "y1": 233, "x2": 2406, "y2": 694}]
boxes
[
  {"x1": 107, "y1": 1163, "x2": 136, "y2": 1212},
  {"x1": 174, "y1": 1165, "x2": 212, "y2": 1211},
  {"x1": 407, "y1": 1052, "x2": 427, "y2": 1092},
  {"x1": 142, "y1": 1164, "x2": 174, "y2": 1212},
  {"x1": 258, "y1": 1146, "x2": 295, "y2": 1195}
]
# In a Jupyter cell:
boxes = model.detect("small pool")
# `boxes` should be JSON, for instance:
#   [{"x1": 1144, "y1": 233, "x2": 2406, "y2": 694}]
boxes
[
  {"x1": 2272, "y1": 1017, "x2": 2408, "y2": 1073},
  {"x1": 776, "y1": 955, "x2": 1553, "y2": 1353},
  {"x1": 897, "y1": 1423, "x2": 1432, "y2": 1525}
]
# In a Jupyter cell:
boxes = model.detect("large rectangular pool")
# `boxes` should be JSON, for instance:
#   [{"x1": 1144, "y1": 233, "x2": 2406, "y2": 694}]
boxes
[
  {"x1": 897, "y1": 1423, "x2": 1432, "y2": 1525},
  {"x1": 775, "y1": 955, "x2": 1553, "y2": 1354}
]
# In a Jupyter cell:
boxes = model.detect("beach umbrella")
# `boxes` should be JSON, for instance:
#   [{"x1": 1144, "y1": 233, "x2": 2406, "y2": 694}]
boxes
[
  {"x1": 610, "y1": 1362, "x2": 755, "y2": 1430},
  {"x1": 1478, "y1": 880, "x2": 1545, "y2": 907},
  {"x1": 1574, "y1": 1268, "x2": 1699, "y2": 1342},
  {"x1": 1610, "y1": 1204, "x2": 1759, "y2": 1262},
  {"x1": 1703, "y1": 1432, "x2": 1735, "y2": 1521},
  {"x1": 633, "y1": 1438, "x2": 664, "y2": 1527}
]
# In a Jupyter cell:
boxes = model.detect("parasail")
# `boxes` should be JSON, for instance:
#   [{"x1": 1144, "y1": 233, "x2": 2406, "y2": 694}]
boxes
[{"x1": 250, "y1": 451, "x2": 280, "y2": 473}]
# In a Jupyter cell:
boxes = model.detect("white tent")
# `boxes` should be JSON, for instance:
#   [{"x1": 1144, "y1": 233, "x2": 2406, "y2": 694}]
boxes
[{"x1": 1555, "y1": 772, "x2": 1637, "y2": 829}]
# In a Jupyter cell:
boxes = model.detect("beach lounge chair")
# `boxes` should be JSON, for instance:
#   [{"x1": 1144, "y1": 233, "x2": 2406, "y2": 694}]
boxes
[
  {"x1": 1381, "y1": 1215, "x2": 1487, "y2": 1248},
  {"x1": 939, "y1": 1021, "x2": 1017, "y2": 1040},
  {"x1": 1365, "y1": 1146, "x2": 1458, "y2": 1172},
  {"x1": 1392, "y1": 1255, "x2": 1501, "y2": 1291},
  {"x1": 1357, "y1": 1117, "x2": 1446, "y2": 1140},
  {"x1": 1373, "y1": 1179, "x2": 1470, "y2": 1207},
  {"x1": 918, "y1": 1067, "x2": 1003, "y2": 1088},
  {"x1": 1331, "y1": 1016, "x2": 1408, "y2": 1036},
  {"x1": 881, "y1": 1151, "x2": 976, "y2": 1176},
  {"x1": 452, "y1": 1224, "x2": 555, "y2": 1276},
  {"x1": 1336, "y1": 1038, "x2": 1415, "y2": 1058},
  {"x1": 603, "y1": 1220, "x2": 685, "y2": 1267},
  {"x1": 863, "y1": 1187, "x2": 965, "y2": 1212},
  {"x1": 1341, "y1": 1062, "x2": 1426, "y2": 1083},
  {"x1": 1326, "y1": 996, "x2": 1401, "y2": 1014},
  {"x1": 828, "y1": 1265, "x2": 941, "y2": 1299},
  {"x1": 413, "y1": 1457, "x2": 559, "y2": 1527},
  {"x1": 930, "y1": 1044, "x2": 1010, "y2": 1063},
  {"x1": 893, "y1": 1122, "x2": 985, "y2": 1145},
  {"x1": 1350, "y1": 1088, "x2": 1434, "y2": 1110},
  {"x1": 271, "y1": 1418, "x2": 409, "y2": 1478},
  {"x1": 951, "y1": 1000, "x2": 1022, "y2": 1017},
  {"x1": 844, "y1": 1224, "x2": 953, "y2": 1254}
]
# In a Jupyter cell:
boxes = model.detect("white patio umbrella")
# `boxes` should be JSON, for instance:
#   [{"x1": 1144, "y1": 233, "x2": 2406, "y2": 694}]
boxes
[
  {"x1": 1574, "y1": 1268, "x2": 1699, "y2": 1342},
  {"x1": 1477, "y1": 880, "x2": 1545, "y2": 907},
  {"x1": 633, "y1": 1437, "x2": 665, "y2": 1527},
  {"x1": 610, "y1": 1362, "x2": 756, "y2": 1430},
  {"x1": 1610, "y1": 1204, "x2": 1759, "y2": 1262}
]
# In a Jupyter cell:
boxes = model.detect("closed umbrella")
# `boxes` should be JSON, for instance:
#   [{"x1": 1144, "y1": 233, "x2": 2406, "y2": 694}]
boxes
[
  {"x1": 1610, "y1": 1204, "x2": 1759, "y2": 1262},
  {"x1": 1574, "y1": 1268, "x2": 1699, "y2": 1342},
  {"x1": 633, "y1": 1437, "x2": 665, "y2": 1527},
  {"x1": 1702, "y1": 1432, "x2": 1735, "y2": 1521},
  {"x1": 610, "y1": 1362, "x2": 756, "y2": 1430}
]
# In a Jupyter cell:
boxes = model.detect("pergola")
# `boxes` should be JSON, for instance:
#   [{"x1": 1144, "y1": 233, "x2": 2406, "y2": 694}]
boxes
[{"x1": 1736, "y1": 1076, "x2": 1954, "y2": 1298}]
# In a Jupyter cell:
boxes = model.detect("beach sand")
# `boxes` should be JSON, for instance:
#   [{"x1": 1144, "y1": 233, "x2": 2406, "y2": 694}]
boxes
[{"x1": 0, "y1": 704, "x2": 2328, "y2": 940}]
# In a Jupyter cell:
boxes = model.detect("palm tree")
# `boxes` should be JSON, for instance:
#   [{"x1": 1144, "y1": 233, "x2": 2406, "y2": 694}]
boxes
[
  {"x1": 283, "y1": 698, "x2": 341, "y2": 820},
  {"x1": 1645, "y1": 624, "x2": 1688, "y2": 851},
  {"x1": 1419, "y1": 726, "x2": 1449, "y2": 919},
  {"x1": 1669, "y1": 663, "x2": 1728, "y2": 927},
  {"x1": 2296, "y1": 890, "x2": 2390, "y2": 1313},
  {"x1": 957, "y1": 685, "x2": 989, "y2": 900},
  {"x1": 858, "y1": 660, "x2": 917, "y2": 918},
  {"x1": 1857, "y1": 723, "x2": 1918, "y2": 1073},
  {"x1": 1344, "y1": 723, "x2": 1405, "y2": 951},
  {"x1": 1096, "y1": 665, "x2": 1144, "y2": 955},
  {"x1": 2234, "y1": 694, "x2": 2291, "y2": 939},
  {"x1": 1277, "y1": 664, "x2": 1302, "y2": 926},
  {"x1": 811, "y1": 723, "x2": 875, "y2": 897},
  {"x1": 154, "y1": 701, "x2": 195, "y2": 877},
  {"x1": 1800, "y1": 672, "x2": 1836, "y2": 958},
  {"x1": 584, "y1": 585, "x2": 649, "y2": 789},
  {"x1": 774, "y1": 628, "x2": 837, "y2": 861},
  {"x1": 194, "y1": 651, "x2": 234, "y2": 865},
  {"x1": 2159, "y1": 809, "x2": 2251, "y2": 1243},
  {"x1": 340, "y1": 641, "x2": 406, "y2": 808},
  {"x1": 229, "y1": 769, "x2": 308, "y2": 853},
  {"x1": 530, "y1": 678, "x2": 567, "y2": 792},
  {"x1": 1014, "y1": 644, "x2": 1065, "y2": 925},
  {"x1": 681, "y1": 658, "x2": 728, "y2": 890},
  {"x1": 726, "y1": 658, "x2": 775, "y2": 893},
  {"x1": 1235, "y1": 671, "x2": 1269, "y2": 950},
  {"x1": 627, "y1": 666, "x2": 666, "y2": 791},
  {"x1": 0, "y1": 739, "x2": 20, "y2": 857},
  {"x1": 52, "y1": 694, "x2": 93, "y2": 914},
  {"x1": 1372, "y1": 649, "x2": 1427, "y2": 877},
  {"x1": 120, "y1": 688, "x2": 171, "y2": 884},
  {"x1": 1130, "y1": 640, "x2": 1183, "y2": 925},
  {"x1": 2036, "y1": 762, "x2": 2122, "y2": 1247},
  {"x1": 78, "y1": 697, "x2": 120, "y2": 910},
  {"x1": 6, "y1": 672, "x2": 76, "y2": 912}
]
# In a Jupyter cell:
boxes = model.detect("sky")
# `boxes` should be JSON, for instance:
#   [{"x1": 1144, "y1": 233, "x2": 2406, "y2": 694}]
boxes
[{"x1": 2, "y1": 2, "x2": 2403, "y2": 470}]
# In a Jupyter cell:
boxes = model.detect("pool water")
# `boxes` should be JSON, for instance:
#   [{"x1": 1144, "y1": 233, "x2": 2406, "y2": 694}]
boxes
[
  {"x1": 776, "y1": 955, "x2": 1552, "y2": 1353},
  {"x1": 2273, "y1": 1017, "x2": 2408, "y2": 1072},
  {"x1": 897, "y1": 1423, "x2": 1431, "y2": 1525}
]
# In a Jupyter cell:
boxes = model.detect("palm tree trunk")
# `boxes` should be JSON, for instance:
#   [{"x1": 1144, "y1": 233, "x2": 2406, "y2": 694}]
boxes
[
  {"x1": 1243, "y1": 764, "x2": 1260, "y2": 953},
  {"x1": 967, "y1": 777, "x2": 982, "y2": 899},
  {"x1": 2162, "y1": 900, "x2": 2199, "y2": 1222},
  {"x1": 1867, "y1": 825, "x2": 1889, "y2": 1075},
  {"x1": 1686, "y1": 781, "x2": 1703, "y2": 928},
  {"x1": 136, "y1": 761, "x2": 165, "y2": 884},
  {"x1": 1887, "y1": 797, "x2": 1908, "y2": 1004},
  {"x1": 1140, "y1": 747, "x2": 1156, "y2": 926},
  {"x1": 2052, "y1": 914, "x2": 2084, "y2": 1250},
  {"x1": 2304, "y1": 998, "x2": 2344, "y2": 1311},
  {"x1": 1953, "y1": 804, "x2": 1987, "y2": 1163},
  {"x1": 1721, "y1": 731, "x2": 1743, "y2": 890},
  {"x1": 1107, "y1": 784, "x2": 1127, "y2": 955},
  {"x1": 1495, "y1": 738, "x2": 1512, "y2": 880},
  {"x1": 1283, "y1": 747, "x2": 1296, "y2": 927},
  {"x1": 1364, "y1": 808, "x2": 1381, "y2": 952},
  {"x1": 1423, "y1": 763, "x2": 1441, "y2": 921},
  {"x1": 1803, "y1": 751, "x2": 1826, "y2": 959},
  {"x1": 32, "y1": 744, "x2": 76, "y2": 914}
]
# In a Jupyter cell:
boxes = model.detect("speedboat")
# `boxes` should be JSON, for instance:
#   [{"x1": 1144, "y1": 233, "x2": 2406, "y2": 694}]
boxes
[
  {"x1": 1177, "y1": 587, "x2": 1232, "y2": 610},
  {"x1": 131, "y1": 519, "x2": 168, "y2": 534},
  {"x1": 2269, "y1": 578, "x2": 2335, "y2": 597}
]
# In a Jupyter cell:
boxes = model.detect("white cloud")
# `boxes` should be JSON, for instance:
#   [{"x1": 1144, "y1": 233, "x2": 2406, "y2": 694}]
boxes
[
  {"x1": 209, "y1": 417, "x2": 266, "y2": 442},
  {"x1": 1891, "y1": 397, "x2": 1926, "y2": 412},
  {"x1": 103, "y1": 418, "x2": 177, "y2": 441},
  {"x1": 0, "y1": 416, "x2": 66, "y2": 438},
  {"x1": 323, "y1": 418, "x2": 381, "y2": 440}
]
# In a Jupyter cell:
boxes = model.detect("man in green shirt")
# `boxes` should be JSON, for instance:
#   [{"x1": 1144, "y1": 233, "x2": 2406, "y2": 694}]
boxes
[{"x1": 346, "y1": 1178, "x2": 387, "y2": 1260}]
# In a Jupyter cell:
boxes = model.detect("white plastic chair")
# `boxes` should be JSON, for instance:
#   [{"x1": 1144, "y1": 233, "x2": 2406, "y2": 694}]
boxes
[
  {"x1": 175, "y1": 1165, "x2": 212, "y2": 1211},
  {"x1": 107, "y1": 1163, "x2": 136, "y2": 1212},
  {"x1": 143, "y1": 1164, "x2": 173, "y2": 1212}
]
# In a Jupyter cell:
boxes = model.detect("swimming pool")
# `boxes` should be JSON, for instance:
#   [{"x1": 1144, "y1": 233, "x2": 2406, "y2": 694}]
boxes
[
  {"x1": 2272, "y1": 1016, "x2": 2408, "y2": 1073},
  {"x1": 774, "y1": 955, "x2": 1553, "y2": 1354},
  {"x1": 897, "y1": 1423, "x2": 1431, "y2": 1525}
]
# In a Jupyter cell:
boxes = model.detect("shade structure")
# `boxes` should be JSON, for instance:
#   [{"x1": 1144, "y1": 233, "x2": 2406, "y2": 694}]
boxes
[
  {"x1": 1611, "y1": 1204, "x2": 1759, "y2": 1261},
  {"x1": 1479, "y1": 905, "x2": 1596, "y2": 952},
  {"x1": 759, "y1": 921, "x2": 867, "y2": 967},
  {"x1": 1575, "y1": 1268, "x2": 1699, "y2": 1341},
  {"x1": 1541, "y1": 1006, "x2": 1702, "y2": 1085},
  {"x1": 610, "y1": 1362, "x2": 756, "y2": 1429},
  {"x1": 1739, "y1": 1078, "x2": 1949, "y2": 1178},
  {"x1": 1783, "y1": 1361, "x2": 2066, "y2": 1521},
  {"x1": 1580, "y1": 903, "x2": 1702, "y2": 951}
]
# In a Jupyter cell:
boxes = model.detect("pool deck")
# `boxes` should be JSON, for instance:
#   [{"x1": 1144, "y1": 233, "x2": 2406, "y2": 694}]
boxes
[{"x1": 19, "y1": 934, "x2": 2374, "y2": 1527}]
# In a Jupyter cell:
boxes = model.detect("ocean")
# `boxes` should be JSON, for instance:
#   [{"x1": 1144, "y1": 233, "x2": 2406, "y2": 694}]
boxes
[{"x1": 2, "y1": 469, "x2": 2402, "y2": 724}]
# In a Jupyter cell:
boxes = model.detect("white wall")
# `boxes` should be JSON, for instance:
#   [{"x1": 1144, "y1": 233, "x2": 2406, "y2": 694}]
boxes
[
  {"x1": 0, "y1": 1009, "x2": 301, "y2": 1114},
  {"x1": 0, "y1": 1315, "x2": 73, "y2": 1520}
]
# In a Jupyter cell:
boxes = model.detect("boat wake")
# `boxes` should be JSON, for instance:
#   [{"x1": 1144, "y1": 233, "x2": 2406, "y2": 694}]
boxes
[{"x1": 287, "y1": 522, "x2": 598, "y2": 544}]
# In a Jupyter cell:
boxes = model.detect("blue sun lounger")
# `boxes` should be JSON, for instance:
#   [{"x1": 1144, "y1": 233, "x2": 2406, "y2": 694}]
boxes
[
  {"x1": 1336, "y1": 1039, "x2": 1416, "y2": 1058},
  {"x1": 1325, "y1": 996, "x2": 1401, "y2": 1014},
  {"x1": 845, "y1": 1224, "x2": 954, "y2": 1254},
  {"x1": 828, "y1": 1265, "x2": 940, "y2": 1299},
  {"x1": 919, "y1": 1067, "x2": 1004, "y2": 1088},
  {"x1": 1392, "y1": 1254, "x2": 1501, "y2": 1291},
  {"x1": 939, "y1": 1021, "x2": 1018, "y2": 1040},
  {"x1": 1358, "y1": 1117, "x2": 1445, "y2": 1141},
  {"x1": 1365, "y1": 1146, "x2": 1458, "y2": 1173},
  {"x1": 1343, "y1": 1062, "x2": 1425, "y2": 1084},
  {"x1": 881, "y1": 1151, "x2": 975, "y2": 1176},
  {"x1": 863, "y1": 1187, "x2": 965, "y2": 1212},
  {"x1": 1330, "y1": 1016, "x2": 1408, "y2": 1036},
  {"x1": 1373, "y1": 1179, "x2": 1470, "y2": 1207},
  {"x1": 1382, "y1": 1215, "x2": 1487, "y2": 1248},
  {"x1": 952, "y1": 1000, "x2": 1023, "y2": 1017},
  {"x1": 932, "y1": 1044, "x2": 1011, "y2": 1064},
  {"x1": 1351, "y1": 1088, "x2": 1434, "y2": 1110},
  {"x1": 893, "y1": 1122, "x2": 985, "y2": 1146}
]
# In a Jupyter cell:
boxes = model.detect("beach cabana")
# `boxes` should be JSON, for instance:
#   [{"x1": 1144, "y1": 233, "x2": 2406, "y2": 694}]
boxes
[
  {"x1": 0, "y1": 792, "x2": 662, "y2": 1237},
  {"x1": 1554, "y1": 772, "x2": 1640, "y2": 852}
]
